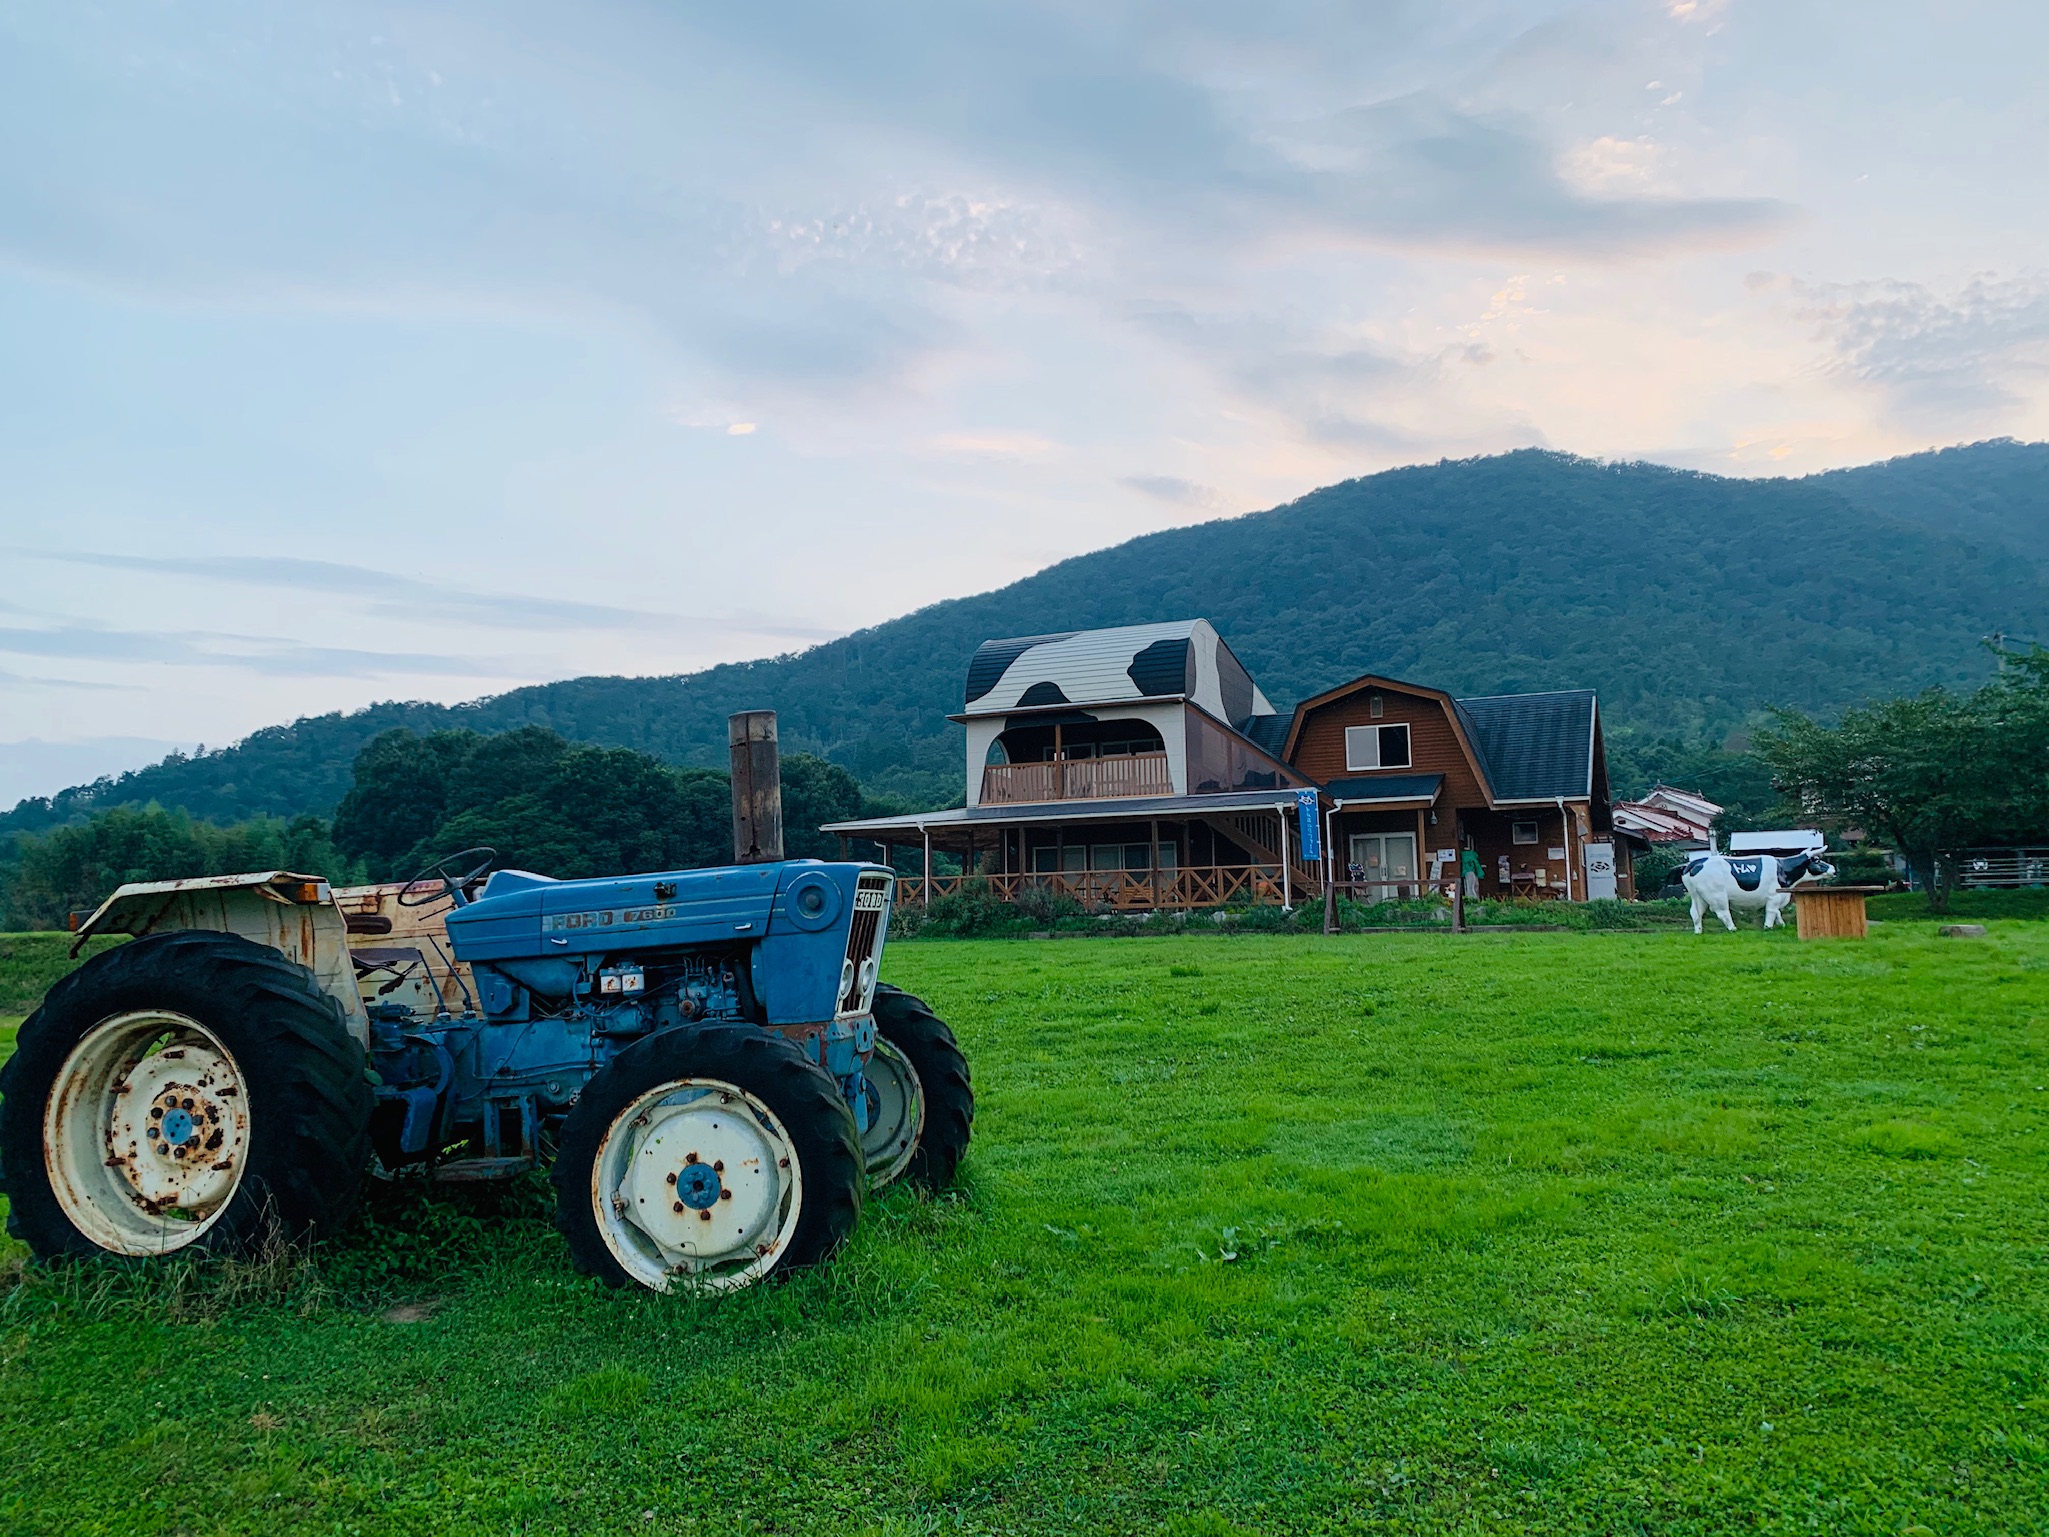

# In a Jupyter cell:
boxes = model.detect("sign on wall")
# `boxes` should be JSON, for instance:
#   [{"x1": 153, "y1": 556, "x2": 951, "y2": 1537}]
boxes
[{"x1": 1295, "y1": 788, "x2": 1321, "y2": 861}]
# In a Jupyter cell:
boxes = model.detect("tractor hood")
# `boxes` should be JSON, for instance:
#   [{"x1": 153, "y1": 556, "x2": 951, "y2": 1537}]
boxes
[
  {"x1": 445, "y1": 864, "x2": 784, "y2": 962},
  {"x1": 441, "y1": 860, "x2": 893, "y2": 1027}
]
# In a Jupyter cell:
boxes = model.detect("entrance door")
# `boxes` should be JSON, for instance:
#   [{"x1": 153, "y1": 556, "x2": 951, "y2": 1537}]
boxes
[
  {"x1": 1347, "y1": 833, "x2": 1418, "y2": 898},
  {"x1": 1583, "y1": 839, "x2": 1617, "y2": 900}
]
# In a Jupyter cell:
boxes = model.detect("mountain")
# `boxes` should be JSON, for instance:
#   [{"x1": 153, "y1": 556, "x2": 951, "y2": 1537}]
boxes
[
  {"x1": 1817, "y1": 438, "x2": 2049, "y2": 574},
  {"x1": 7, "y1": 442, "x2": 2046, "y2": 834}
]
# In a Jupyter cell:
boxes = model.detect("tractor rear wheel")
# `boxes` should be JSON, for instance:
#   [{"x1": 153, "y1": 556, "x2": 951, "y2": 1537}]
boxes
[
  {"x1": 0, "y1": 931, "x2": 374, "y2": 1260},
  {"x1": 866, "y1": 985, "x2": 973, "y2": 1191},
  {"x1": 554, "y1": 1023, "x2": 862, "y2": 1293}
]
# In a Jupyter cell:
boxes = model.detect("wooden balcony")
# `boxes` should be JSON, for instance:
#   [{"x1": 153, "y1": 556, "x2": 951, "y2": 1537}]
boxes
[{"x1": 979, "y1": 751, "x2": 1174, "y2": 805}]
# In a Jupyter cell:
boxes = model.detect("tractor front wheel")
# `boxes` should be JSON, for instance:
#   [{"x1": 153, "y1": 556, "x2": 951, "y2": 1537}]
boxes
[{"x1": 554, "y1": 1023, "x2": 862, "y2": 1293}]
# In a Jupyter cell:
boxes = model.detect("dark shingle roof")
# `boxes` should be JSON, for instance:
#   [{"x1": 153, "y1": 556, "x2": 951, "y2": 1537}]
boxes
[
  {"x1": 1453, "y1": 691, "x2": 1596, "y2": 800},
  {"x1": 1324, "y1": 773, "x2": 1444, "y2": 804},
  {"x1": 1240, "y1": 712, "x2": 1293, "y2": 759}
]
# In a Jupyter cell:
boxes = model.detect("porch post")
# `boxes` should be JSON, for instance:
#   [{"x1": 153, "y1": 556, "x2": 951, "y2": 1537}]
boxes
[
  {"x1": 1416, "y1": 808, "x2": 1427, "y2": 901},
  {"x1": 1323, "y1": 802, "x2": 1338, "y2": 935},
  {"x1": 1556, "y1": 798, "x2": 1574, "y2": 902},
  {"x1": 922, "y1": 825, "x2": 932, "y2": 907},
  {"x1": 1150, "y1": 818, "x2": 1160, "y2": 909},
  {"x1": 1280, "y1": 808, "x2": 1293, "y2": 912}
]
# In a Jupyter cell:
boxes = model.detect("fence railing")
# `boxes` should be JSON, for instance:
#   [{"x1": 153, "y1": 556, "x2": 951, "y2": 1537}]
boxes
[
  {"x1": 896, "y1": 866, "x2": 1294, "y2": 910},
  {"x1": 1956, "y1": 849, "x2": 2049, "y2": 888},
  {"x1": 979, "y1": 752, "x2": 1174, "y2": 805}
]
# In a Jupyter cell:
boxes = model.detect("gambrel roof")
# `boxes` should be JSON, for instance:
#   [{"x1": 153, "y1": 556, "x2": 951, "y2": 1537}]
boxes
[
  {"x1": 1282, "y1": 674, "x2": 1603, "y2": 805},
  {"x1": 959, "y1": 619, "x2": 1276, "y2": 732}
]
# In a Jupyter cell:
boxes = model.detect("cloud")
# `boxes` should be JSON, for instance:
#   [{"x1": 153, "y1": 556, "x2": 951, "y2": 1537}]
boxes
[
  {"x1": 0, "y1": 623, "x2": 524, "y2": 679},
  {"x1": 1796, "y1": 270, "x2": 2049, "y2": 420},
  {"x1": 8, "y1": 550, "x2": 841, "y2": 643},
  {"x1": 1122, "y1": 475, "x2": 1221, "y2": 509},
  {"x1": 928, "y1": 431, "x2": 1061, "y2": 458},
  {"x1": 1259, "y1": 96, "x2": 1791, "y2": 258},
  {"x1": 0, "y1": 667, "x2": 144, "y2": 693}
]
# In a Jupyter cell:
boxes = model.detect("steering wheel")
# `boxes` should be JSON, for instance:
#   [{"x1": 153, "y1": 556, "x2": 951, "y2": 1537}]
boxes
[{"x1": 397, "y1": 847, "x2": 498, "y2": 909}]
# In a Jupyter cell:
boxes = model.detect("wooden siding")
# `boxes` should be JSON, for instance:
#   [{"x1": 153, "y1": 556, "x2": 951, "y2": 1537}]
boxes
[{"x1": 1291, "y1": 685, "x2": 1490, "y2": 806}]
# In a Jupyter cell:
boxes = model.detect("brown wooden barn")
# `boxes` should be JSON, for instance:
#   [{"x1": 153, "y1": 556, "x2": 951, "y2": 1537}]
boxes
[{"x1": 1280, "y1": 674, "x2": 1627, "y2": 902}]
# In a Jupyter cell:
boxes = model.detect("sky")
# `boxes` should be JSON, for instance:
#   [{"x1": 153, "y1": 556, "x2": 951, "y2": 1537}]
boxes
[{"x1": 2, "y1": 0, "x2": 2046, "y2": 804}]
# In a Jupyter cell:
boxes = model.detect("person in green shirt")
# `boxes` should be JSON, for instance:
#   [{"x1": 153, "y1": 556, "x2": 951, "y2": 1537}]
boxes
[{"x1": 1459, "y1": 847, "x2": 1482, "y2": 899}]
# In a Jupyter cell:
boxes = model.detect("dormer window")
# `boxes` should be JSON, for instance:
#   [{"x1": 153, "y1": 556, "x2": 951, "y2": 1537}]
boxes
[{"x1": 1344, "y1": 723, "x2": 1411, "y2": 771}]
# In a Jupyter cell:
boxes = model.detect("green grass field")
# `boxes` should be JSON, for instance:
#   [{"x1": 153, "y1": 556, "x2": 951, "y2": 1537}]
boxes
[{"x1": 2, "y1": 917, "x2": 2046, "y2": 1535}]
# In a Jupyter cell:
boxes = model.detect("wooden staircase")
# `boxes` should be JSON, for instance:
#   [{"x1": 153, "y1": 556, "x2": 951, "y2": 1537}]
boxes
[{"x1": 1207, "y1": 810, "x2": 1323, "y2": 895}]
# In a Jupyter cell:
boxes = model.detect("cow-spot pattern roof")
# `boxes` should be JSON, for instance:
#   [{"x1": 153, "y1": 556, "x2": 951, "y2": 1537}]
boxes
[{"x1": 962, "y1": 619, "x2": 1274, "y2": 731}]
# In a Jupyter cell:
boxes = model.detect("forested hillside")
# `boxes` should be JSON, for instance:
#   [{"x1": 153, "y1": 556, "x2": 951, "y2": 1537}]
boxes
[{"x1": 7, "y1": 441, "x2": 2045, "y2": 833}]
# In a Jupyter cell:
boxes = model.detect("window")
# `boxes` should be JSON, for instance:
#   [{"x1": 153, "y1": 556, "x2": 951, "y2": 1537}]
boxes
[
  {"x1": 1369, "y1": 693, "x2": 1384, "y2": 719},
  {"x1": 1511, "y1": 820, "x2": 1540, "y2": 845},
  {"x1": 1344, "y1": 722, "x2": 1412, "y2": 771}
]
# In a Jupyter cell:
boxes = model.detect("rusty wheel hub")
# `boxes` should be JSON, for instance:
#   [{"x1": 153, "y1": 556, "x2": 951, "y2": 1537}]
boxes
[
  {"x1": 45, "y1": 1011, "x2": 251, "y2": 1254},
  {"x1": 591, "y1": 1079, "x2": 801, "y2": 1293}
]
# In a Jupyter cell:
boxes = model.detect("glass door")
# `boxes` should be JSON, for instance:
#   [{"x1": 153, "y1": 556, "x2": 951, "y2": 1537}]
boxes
[{"x1": 1347, "y1": 833, "x2": 1419, "y2": 898}]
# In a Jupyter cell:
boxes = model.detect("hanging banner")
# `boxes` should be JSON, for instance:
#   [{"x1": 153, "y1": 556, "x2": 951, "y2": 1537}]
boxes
[{"x1": 1295, "y1": 788, "x2": 1321, "y2": 862}]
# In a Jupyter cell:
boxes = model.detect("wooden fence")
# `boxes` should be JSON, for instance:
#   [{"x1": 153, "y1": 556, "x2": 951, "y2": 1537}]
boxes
[{"x1": 896, "y1": 866, "x2": 1294, "y2": 910}]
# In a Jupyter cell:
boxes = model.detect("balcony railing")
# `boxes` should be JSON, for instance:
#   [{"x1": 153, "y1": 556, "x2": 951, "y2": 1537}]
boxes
[{"x1": 979, "y1": 751, "x2": 1174, "y2": 805}]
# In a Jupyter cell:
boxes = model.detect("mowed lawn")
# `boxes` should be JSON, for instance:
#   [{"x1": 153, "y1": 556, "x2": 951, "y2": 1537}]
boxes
[{"x1": 2, "y1": 921, "x2": 2046, "y2": 1535}]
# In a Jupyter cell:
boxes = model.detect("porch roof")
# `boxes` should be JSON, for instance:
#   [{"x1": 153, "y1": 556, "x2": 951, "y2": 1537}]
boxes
[
  {"x1": 822, "y1": 787, "x2": 1301, "y2": 847},
  {"x1": 1324, "y1": 773, "x2": 1443, "y2": 809}
]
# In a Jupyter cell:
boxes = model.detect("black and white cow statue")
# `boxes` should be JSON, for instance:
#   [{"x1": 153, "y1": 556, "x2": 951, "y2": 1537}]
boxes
[{"x1": 1680, "y1": 850, "x2": 1836, "y2": 933}]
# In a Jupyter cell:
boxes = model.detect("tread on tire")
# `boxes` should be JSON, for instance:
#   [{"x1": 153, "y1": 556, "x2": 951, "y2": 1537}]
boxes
[
  {"x1": 0, "y1": 930, "x2": 374, "y2": 1260},
  {"x1": 552, "y1": 1022, "x2": 864, "y2": 1290},
  {"x1": 872, "y1": 984, "x2": 974, "y2": 1191}
]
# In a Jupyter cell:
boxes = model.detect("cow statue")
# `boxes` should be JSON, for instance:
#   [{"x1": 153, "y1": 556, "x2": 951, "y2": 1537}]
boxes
[{"x1": 1681, "y1": 850, "x2": 1836, "y2": 933}]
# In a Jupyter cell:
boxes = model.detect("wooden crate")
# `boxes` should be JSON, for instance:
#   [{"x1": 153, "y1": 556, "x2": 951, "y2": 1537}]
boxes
[{"x1": 1791, "y1": 886, "x2": 1885, "y2": 940}]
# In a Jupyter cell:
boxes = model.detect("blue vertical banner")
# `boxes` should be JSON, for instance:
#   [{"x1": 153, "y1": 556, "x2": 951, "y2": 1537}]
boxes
[{"x1": 1295, "y1": 788, "x2": 1321, "y2": 862}]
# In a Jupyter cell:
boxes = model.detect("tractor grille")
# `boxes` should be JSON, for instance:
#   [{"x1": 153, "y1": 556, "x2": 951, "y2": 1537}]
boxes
[{"x1": 838, "y1": 872, "x2": 892, "y2": 1015}]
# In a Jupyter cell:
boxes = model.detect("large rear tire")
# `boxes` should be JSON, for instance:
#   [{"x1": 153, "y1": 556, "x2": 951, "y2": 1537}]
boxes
[
  {"x1": 554, "y1": 1023, "x2": 863, "y2": 1292},
  {"x1": 0, "y1": 931, "x2": 373, "y2": 1260},
  {"x1": 868, "y1": 985, "x2": 973, "y2": 1191}
]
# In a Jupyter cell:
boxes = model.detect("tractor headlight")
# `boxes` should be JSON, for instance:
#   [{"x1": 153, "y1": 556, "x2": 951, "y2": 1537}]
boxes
[
  {"x1": 858, "y1": 957, "x2": 877, "y2": 999},
  {"x1": 840, "y1": 957, "x2": 855, "y2": 1001}
]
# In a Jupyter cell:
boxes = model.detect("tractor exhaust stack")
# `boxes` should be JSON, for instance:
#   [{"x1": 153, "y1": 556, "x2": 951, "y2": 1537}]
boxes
[{"x1": 728, "y1": 710, "x2": 784, "y2": 864}]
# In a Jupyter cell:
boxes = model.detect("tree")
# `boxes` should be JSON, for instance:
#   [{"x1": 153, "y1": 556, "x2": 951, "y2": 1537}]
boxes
[
  {"x1": 0, "y1": 807, "x2": 357, "y2": 930},
  {"x1": 1756, "y1": 651, "x2": 2048, "y2": 911},
  {"x1": 781, "y1": 754, "x2": 867, "y2": 860},
  {"x1": 1977, "y1": 645, "x2": 2049, "y2": 841},
  {"x1": 332, "y1": 729, "x2": 483, "y2": 876}
]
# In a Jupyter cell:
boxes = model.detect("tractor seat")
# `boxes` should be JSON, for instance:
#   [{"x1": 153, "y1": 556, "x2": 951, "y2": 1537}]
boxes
[{"x1": 349, "y1": 946, "x2": 431, "y2": 998}]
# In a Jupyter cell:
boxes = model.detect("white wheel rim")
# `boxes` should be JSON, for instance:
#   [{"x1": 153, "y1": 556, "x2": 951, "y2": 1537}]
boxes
[
  {"x1": 589, "y1": 1078, "x2": 803, "y2": 1293},
  {"x1": 860, "y1": 1040, "x2": 925, "y2": 1189},
  {"x1": 44, "y1": 1010, "x2": 252, "y2": 1256}
]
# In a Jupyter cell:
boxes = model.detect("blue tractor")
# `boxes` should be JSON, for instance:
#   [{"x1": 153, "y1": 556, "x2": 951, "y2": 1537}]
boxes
[{"x1": 0, "y1": 847, "x2": 971, "y2": 1292}]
